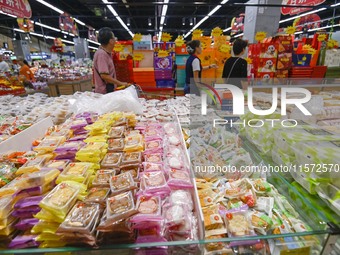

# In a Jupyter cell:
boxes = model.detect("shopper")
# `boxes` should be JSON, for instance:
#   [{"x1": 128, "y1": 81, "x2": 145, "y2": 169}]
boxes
[
  {"x1": 0, "y1": 54, "x2": 10, "y2": 73},
  {"x1": 60, "y1": 59, "x2": 66, "y2": 67},
  {"x1": 93, "y1": 27, "x2": 129, "y2": 94},
  {"x1": 18, "y1": 58, "x2": 35, "y2": 82},
  {"x1": 184, "y1": 40, "x2": 217, "y2": 95},
  {"x1": 222, "y1": 39, "x2": 248, "y2": 88}
]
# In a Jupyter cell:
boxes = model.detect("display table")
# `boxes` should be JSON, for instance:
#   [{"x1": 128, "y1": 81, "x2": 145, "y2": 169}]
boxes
[{"x1": 47, "y1": 77, "x2": 93, "y2": 97}]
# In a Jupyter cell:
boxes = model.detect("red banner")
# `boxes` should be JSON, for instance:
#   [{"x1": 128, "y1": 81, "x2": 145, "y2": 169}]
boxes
[
  {"x1": 59, "y1": 12, "x2": 78, "y2": 36},
  {"x1": 0, "y1": 0, "x2": 32, "y2": 18},
  {"x1": 17, "y1": 18, "x2": 34, "y2": 32},
  {"x1": 281, "y1": 0, "x2": 326, "y2": 16}
]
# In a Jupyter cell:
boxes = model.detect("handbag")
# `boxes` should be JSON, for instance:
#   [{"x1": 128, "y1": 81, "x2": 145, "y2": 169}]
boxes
[
  {"x1": 93, "y1": 65, "x2": 115, "y2": 93},
  {"x1": 225, "y1": 57, "x2": 240, "y2": 84}
]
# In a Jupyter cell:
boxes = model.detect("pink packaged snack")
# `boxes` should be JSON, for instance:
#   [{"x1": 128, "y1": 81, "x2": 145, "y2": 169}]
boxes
[
  {"x1": 167, "y1": 135, "x2": 181, "y2": 146},
  {"x1": 167, "y1": 169, "x2": 193, "y2": 189},
  {"x1": 142, "y1": 171, "x2": 169, "y2": 195},
  {"x1": 143, "y1": 128, "x2": 163, "y2": 138},
  {"x1": 169, "y1": 190, "x2": 193, "y2": 211},
  {"x1": 143, "y1": 162, "x2": 163, "y2": 172},
  {"x1": 144, "y1": 153, "x2": 163, "y2": 164},
  {"x1": 165, "y1": 146, "x2": 183, "y2": 158},
  {"x1": 9, "y1": 234, "x2": 40, "y2": 249},
  {"x1": 130, "y1": 195, "x2": 162, "y2": 222},
  {"x1": 15, "y1": 218, "x2": 39, "y2": 231},
  {"x1": 145, "y1": 139, "x2": 163, "y2": 154},
  {"x1": 163, "y1": 123, "x2": 176, "y2": 135},
  {"x1": 136, "y1": 228, "x2": 167, "y2": 244},
  {"x1": 163, "y1": 204, "x2": 188, "y2": 227},
  {"x1": 166, "y1": 156, "x2": 184, "y2": 170}
]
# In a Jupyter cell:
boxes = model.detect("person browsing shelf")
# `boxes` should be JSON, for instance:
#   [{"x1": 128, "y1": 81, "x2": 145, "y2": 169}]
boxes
[
  {"x1": 18, "y1": 58, "x2": 35, "y2": 82},
  {"x1": 184, "y1": 40, "x2": 217, "y2": 95},
  {"x1": 93, "y1": 27, "x2": 130, "y2": 94},
  {"x1": 222, "y1": 39, "x2": 248, "y2": 88}
]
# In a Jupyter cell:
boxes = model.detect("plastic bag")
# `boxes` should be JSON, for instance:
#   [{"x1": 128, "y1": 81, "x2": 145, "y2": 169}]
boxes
[{"x1": 69, "y1": 86, "x2": 143, "y2": 115}]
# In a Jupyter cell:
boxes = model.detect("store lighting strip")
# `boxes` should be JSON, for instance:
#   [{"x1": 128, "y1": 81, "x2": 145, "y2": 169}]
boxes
[
  {"x1": 308, "y1": 23, "x2": 340, "y2": 32},
  {"x1": 279, "y1": 8, "x2": 327, "y2": 24},
  {"x1": 233, "y1": 33, "x2": 244, "y2": 38},
  {"x1": 102, "y1": 0, "x2": 134, "y2": 37},
  {"x1": 88, "y1": 39, "x2": 100, "y2": 45},
  {"x1": 184, "y1": 0, "x2": 229, "y2": 38},
  {"x1": 331, "y1": 3, "x2": 340, "y2": 7},
  {"x1": 223, "y1": 27, "x2": 231, "y2": 32},
  {"x1": 89, "y1": 46, "x2": 97, "y2": 50},
  {"x1": 158, "y1": 0, "x2": 169, "y2": 42}
]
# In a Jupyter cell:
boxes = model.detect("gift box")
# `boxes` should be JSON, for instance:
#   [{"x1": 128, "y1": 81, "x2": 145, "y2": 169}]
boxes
[
  {"x1": 257, "y1": 58, "x2": 277, "y2": 72},
  {"x1": 292, "y1": 54, "x2": 312, "y2": 67},
  {"x1": 260, "y1": 38, "x2": 278, "y2": 58},
  {"x1": 276, "y1": 53, "x2": 292, "y2": 70}
]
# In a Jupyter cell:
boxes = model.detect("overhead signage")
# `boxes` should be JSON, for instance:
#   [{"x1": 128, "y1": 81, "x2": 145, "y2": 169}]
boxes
[{"x1": 0, "y1": 0, "x2": 32, "y2": 18}]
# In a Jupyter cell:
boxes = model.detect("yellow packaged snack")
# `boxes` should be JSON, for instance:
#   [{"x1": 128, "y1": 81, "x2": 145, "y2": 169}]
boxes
[
  {"x1": 75, "y1": 142, "x2": 108, "y2": 163},
  {"x1": 15, "y1": 155, "x2": 52, "y2": 175},
  {"x1": 84, "y1": 135, "x2": 109, "y2": 144},
  {"x1": 31, "y1": 221, "x2": 60, "y2": 234},
  {"x1": 39, "y1": 241, "x2": 67, "y2": 248},
  {"x1": 199, "y1": 188, "x2": 218, "y2": 207},
  {"x1": 34, "y1": 209, "x2": 64, "y2": 223},
  {"x1": 36, "y1": 233, "x2": 60, "y2": 241},
  {"x1": 39, "y1": 182, "x2": 80, "y2": 221},
  {"x1": 56, "y1": 162, "x2": 93, "y2": 184},
  {"x1": 85, "y1": 122, "x2": 110, "y2": 136},
  {"x1": 123, "y1": 134, "x2": 144, "y2": 152},
  {"x1": 33, "y1": 136, "x2": 66, "y2": 154},
  {"x1": 202, "y1": 205, "x2": 224, "y2": 230}
]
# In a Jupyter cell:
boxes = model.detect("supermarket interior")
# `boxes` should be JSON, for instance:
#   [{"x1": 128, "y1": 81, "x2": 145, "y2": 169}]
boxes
[{"x1": 0, "y1": 0, "x2": 340, "y2": 255}]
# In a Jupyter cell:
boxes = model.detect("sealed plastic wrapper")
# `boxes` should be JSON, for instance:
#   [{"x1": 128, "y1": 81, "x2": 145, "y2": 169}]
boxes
[
  {"x1": 143, "y1": 162, "x2": 163, "y2": 172},
  {"x1": 124, "y1": 134, "x2": 144, "y2": 152},
  {"x1": 121, "y1": 152, "x2": 142, "y2": 166},
  {"x1": 254, "y1": 197, "x2": 274, "y2": 217},
  {"x1": 15, "y1": 195, "x2": 44, "y2": 210},
  {"x1": 167, "y1": 169, "x2": 193, "y2": 189},
  {"x1": 164, "y1": 123, "x2": 176, "y2": 135},
  {"x1": 42, "y1": 160, "x2": 70, "y2": 171},
  {"x1": 144, "y1": 153, "x2": 163, "y2": 164},
  {"x1": 315, "y1": 183, "x2": 340, "y2": 216},
  {"x1": 251, "y1": 210, "x2": 273, "y2": 235},
  {"x1": 56, "y1": 162, "x2": 93, "y2": 184},
  {"x1": 120, "y1": 166, "x2": 140, "y2": 180},
  {"x1": 169, "y1": 190, "x2": 193, "y2": 211},
  {"x1": 108, "y1": 138, "x2": 124, "y2": 152},
  {"x1": 165, "y1": 146, "x2": 183, "y2": 158},
  {"x1": 113, "y1": 117, "x2": 127, "y2": 127},
  {"x1": 57, "y1": 202, "x2": 101, "y2": 235},
  {"x1": 131, "y1": 196, "x2": 162, "y2": 222},
  {"x1": 67, "y1": 134, "x2": 88, "y2": 142},
  {"x1": 109, "y1": 126, "x2": 125, "y2": 138},
  {"x1": 0, "y1": 217, "x2": 17, "y2": 235},
  {"x1": 39, "y1": 182, "x2": 80, "y2": 221},
  {"x1": 76, "y1": 142, "x2": 108, "y2": 162},
  {"x1": 33, "y1": 136, "x2": 65, "y2": 154},
  {"x1": 9, "y1": 234, "x2": 40, "y2": 249},
  {"x1": 0, "y1": 215, "x2": 16, "y2": 230},
  {"x1": 70, "y1": 119, "x2": 88, "y2": 130},
  {"x1": 167, "y1": 156, "x2": 185, "y2": 170},
  {"x1": 92, "y1": 169, "x2": 116, "y2": 187},
  {"x1": 84, "y1": 135, "x2": 109, "y2": 144},
  {"x1": 145, "y1": 139, "x2": 163, "y2": 154},
  {"x1": 0, "y1": 162, "x2": 17, "y2": 188},
  {"x1": 16, "y1": 155, "x2": 51, "y2": 175},
  {"x1": 167, "y1": 135, "x2": 181, "y2": 146},
  {"x1": 252, "y1": 179, "x2": 271, "y2": 194},
  {"x1": 15, "y1": 218, "x2": 39, "y2": 231},
  {"x1": 54, "y1": 141, "x2": 85, "y2": 153},
  {"x1": 12, "y1": 205, "x2": 41, "y2": 218},
  {"x1": 224, "y1": 208, "x2": 253, "y2": 237},
  {"x1": 85, "y1": 187, "x2": 110, "y2": 205},
  {"x1": 31, "y1": 220, "x2": 60, "y2": 234},
  {"x1": 101, "y1": 153, "x2": 122, "y2": 168},
  {"x1": 202, "y1": 205, "x2": 224, "y2": 230},
  {"x1": 109, "y1": 172, "x2": 136, "y2": 195},
  {"x1": 198, "y1": 188, "x2": 218, "y2": 208},
  {"x1": 106, "y1": 191, "x2": 137, "y2": 222},
  {"x1": 34, "y1": 209, "x2": 64, "y2": 224},
  {"x1": 142, "y1": 171, "x2": 169, "y2": 194},
  {"x1": 164, "y1": 204, "x2": 188, "y2": 227},
  {"x1": 0, "y1": 195, "x2": 14, "y2": 219}
]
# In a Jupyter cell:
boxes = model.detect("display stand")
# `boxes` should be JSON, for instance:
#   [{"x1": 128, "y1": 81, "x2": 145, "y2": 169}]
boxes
[{"x1": 0, "y1": 117, "x2": 53, "y2": 154}]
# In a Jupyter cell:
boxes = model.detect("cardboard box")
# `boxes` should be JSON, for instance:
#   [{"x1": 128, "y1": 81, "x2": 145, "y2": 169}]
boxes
[{"x1": 277, "y1": 53, "x2": 292, "y2": 70}]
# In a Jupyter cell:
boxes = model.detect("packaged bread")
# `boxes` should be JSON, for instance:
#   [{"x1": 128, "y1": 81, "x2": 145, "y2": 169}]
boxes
[{"x1": 92, "y1": 169, "x2": 116, "y2": 187}]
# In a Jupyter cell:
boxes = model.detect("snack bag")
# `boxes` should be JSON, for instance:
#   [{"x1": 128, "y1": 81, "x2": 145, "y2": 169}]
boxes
[
  {"x1": 202, "y1": 205, "x2": 224, "y2": 231},
  {"x1": 199, "y1": 188, "x2": 218, "y2": 207},
  {"x1": 42, "y1": 160, "x2": 70, "y2": 171},
  {"x1": 142, "y1": 171, "x2": 170, "y2": 195},
  {"x1": 167, "y1": 169, "x2": 193, "y2": 189},
  {"x1": 16, "y1": 155, "x2": 51, "y2": 175},
  {"x1": 33, "y1": 136, "x2": 65, "y2": 154},
  {"x1": 0, "y1": 162, "x2": 17, "y2": 188},
  {"x1": 84, "y1": 135, "x2": 109, "y2": 143},
  {"x1": 250, "y1": 210, "x2": 273, "y2": 235},
  {"x1": 31, "y1": 220, "x2": 60, "y2": 234},
  {"x1": 120, "y1": 166, "x2": 140, "y2": 180},
  {"x1": 56, "y1": 162, "x2": 93, "y2": 184},
  {"x1": 106, "y1": 191, "x2": 137, "y2": 222},
  {"x1": 144, "y1": 153, "x2": 163, "y2": 164},
  {"x1": 143, "y1": 162, "x2": 163, "y2": 172},
  {"x1": 131, "y1": 195, "x2": 162, "y2": 222},
  {"x1": 169, "y1": 190, "x2": 193, "y2": 211}
]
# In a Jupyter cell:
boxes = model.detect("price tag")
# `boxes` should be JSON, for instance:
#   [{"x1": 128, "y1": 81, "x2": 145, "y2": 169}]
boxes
[{"x1": 255, "y1": 31, "x2": 267, "y2": 42}]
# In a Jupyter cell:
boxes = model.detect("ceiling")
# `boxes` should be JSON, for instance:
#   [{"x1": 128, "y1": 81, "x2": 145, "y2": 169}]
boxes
[{"x1": 0, "y1": 0, "x2": 339, "y2": 46}]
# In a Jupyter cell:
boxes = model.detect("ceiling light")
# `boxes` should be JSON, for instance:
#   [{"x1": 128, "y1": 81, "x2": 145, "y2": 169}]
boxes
[
  {"x1": 234, "y1": 33, "x2": 244, "y2": 38},
  {"x1": 280, "y1": 8, "x2": 326, "y2": 24},
  {"x1": 35, "y1": 0, "x2": 63, "y2": 14},
  {"x1": 89, "y1": 46, "x2": 97, "y2": 50},
  {"x1": 223, "y1": 27, "x2": 231, "y2": 32},
  {"x1": 64, "y1": 35, "x2": 67, "y2": 38},
  {"x1": 164, "y1": 17, "x2": 167, "y2": 26},
  {"x1": 88, "y1": 39, "x2": 100, "y2": 45},
  {"x1": 182, "y1": 18, "x2": 185, "y2": 26},
  {"x1": 308, "y1": 24, "x2": 340, "y2": 32},
  {"x1": 61, "y1": 39, "x2": 74, "y2": 45},
  {"x1": 331, "y1": 3, "x2": 340, "y2": 7},
  {"x1": 148, "y1": 18, "x2": 152, "y2": 26},
  {"x1": 158, "y1": 31, "x2": 163, "y2": 43},
  {"x1": 127, "y1": 18, "x2": 130, "y2": 26},
  {"x1": 36, "y1": 22, "x2": 61, "y2": 32},
  {"x1": 0, "y1": 10, "x2": 16, "y2": 18},
  {"x1": 74, "y1": 18, "x2": 85, "y2": 26},
  {"x1": 221, "y1": 0, "x2": 229, "y2": 3},
  {"x1": 190, "y1": 18, "x2": 193, "y2": 26}
]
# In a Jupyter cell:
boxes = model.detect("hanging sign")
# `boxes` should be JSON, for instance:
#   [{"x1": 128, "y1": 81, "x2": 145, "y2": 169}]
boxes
[
  {"x1": 114, "y1": 44, "x2": 124, "y2": 52},
  {"x1": 211, "y1": 27, "x2": 223, "y2": 37},
  {"x1": 302, "y1": 44, "x2": 316, "y2": 54},
  {"x1": 231, "y1": 14, "x2": 244, "y2": 35},
  {"x1": 54, "y1": 38, "x2": 63, "y2": 47},
  {"x1": 285, "y1": 26, "x2": 296, "y2": 35},
  {"x1": 281, "y1": 0, "x2": 326, "y2": 16},
  {"x1": 255, "y1": 31, "x2": 267, "y2": 42},
  {"x1": 59, "y1": 13, "x2": 78, "y2": 36},
  {"x1": 157, "y1": 50, "x2": 169, "y2": 58},
  {"x1": 17, "y1": 18, "x2": 34, "y2": 32},
  {"x1": 161, "y1": 32, "x2": 172, "y2": 42},
  {"x1": 175, "y1": 36, "x2": 185, "y2": 47},
  {"x1": 88, "y1": 27, "x2": 97, "y2": 42},
  {"x1": 133, "y1": 33, "x2": 142, "y2": 42},
  {"x1": 293, "y1": 14, "x2": 321, "y2": 31},
  {"x1": 133, "y1": 53, "x2": 144, "y2": 61},
  {"x1": 0, "y1": 0, "x2": 32, "y2": 18},
  {"x1": 219, "y1": 44, "x2": 231, "y2": 53},
  {"x1": 317, "y1": 34, "x2": 327, "y2": 42},
  {"x1": 192, "y1": 29, "x2": 203, "y2": 39}
]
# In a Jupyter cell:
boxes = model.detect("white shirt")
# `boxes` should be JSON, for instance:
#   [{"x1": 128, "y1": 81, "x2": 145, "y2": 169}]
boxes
[
  {"x1": 0, "y1": 61, "x2": 10, "y2": 72},
  {"x1": 192, "y1": 58, "x2": 201, "y2": 72}
]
